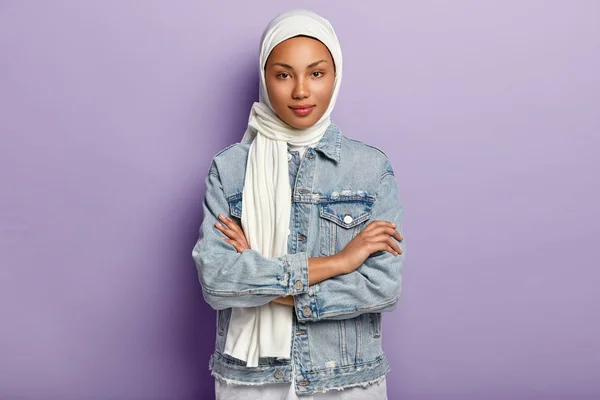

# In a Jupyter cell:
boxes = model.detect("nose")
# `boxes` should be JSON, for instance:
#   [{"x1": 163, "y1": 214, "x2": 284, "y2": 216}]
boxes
[{"x1": 292, "y1": 76, "x2": 309, "y2": 99}]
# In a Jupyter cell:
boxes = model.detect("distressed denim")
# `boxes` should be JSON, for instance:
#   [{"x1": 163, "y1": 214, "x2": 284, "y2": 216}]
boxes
[{"x1": 192, "y1": 123, "x2": 405, "y2": 395}]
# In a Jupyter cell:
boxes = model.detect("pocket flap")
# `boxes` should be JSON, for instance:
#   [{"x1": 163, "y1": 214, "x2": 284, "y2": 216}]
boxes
[
  {"x1": 319, "y1": 200, "x2": 373, "y2": 228},
  {"x1": 227, "y1": 193, "x2": 242, "y2": 218}
]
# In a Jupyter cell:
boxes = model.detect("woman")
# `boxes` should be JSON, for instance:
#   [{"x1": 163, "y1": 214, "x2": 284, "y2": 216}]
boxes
[{"x1": 193, "y1": 9, "x2": 405, "y2": 399}]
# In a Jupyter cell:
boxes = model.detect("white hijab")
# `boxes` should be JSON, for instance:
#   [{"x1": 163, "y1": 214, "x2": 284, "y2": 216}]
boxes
[{"x1": 223, "y1": 9, "x2": 343, "y2": 367}]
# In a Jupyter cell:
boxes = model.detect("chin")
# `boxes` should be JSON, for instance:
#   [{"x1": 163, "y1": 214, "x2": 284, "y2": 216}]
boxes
[
  {"x1": 290, "y1": 121, "x2": 315, "y2": 129},
  {"x1": 285, "y1": 116, "x2": 320, "y2": 130}
]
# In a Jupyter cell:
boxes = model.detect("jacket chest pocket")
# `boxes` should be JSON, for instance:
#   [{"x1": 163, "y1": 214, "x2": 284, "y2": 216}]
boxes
[
  {"x1": 318, "y1": 198, "x2": 374, "y2": 256},
  {"x1": 227, "y1": 193, "x2": 243, "y2": 220}
]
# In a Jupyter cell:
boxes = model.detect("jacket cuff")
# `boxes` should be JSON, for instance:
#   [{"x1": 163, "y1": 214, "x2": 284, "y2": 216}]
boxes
[
  {"x1": 284, "y1": 252, "x2": 309, "y2": 296},
  {"x1": 294, "y1": 289, "x2": 319, "y2": 322}
]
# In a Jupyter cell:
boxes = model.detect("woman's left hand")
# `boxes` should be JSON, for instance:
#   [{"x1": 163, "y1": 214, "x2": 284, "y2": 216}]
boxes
[{"x1": 215, "y1": 214, "x2": 250, "y2": 253}]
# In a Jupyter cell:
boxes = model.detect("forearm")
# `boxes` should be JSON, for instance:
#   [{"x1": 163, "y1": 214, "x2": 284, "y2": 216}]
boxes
[
  {"x1": 194, "y1": 168, "x2": 310, "y2": 310},
  {"x1": 273, "y1": 248, "x2": 395, "y2": 310},
  {"x1": 293, "y1": 167, "x2": 405, "y2": 321},
  {"x1": 308, "y1": 254, "x2": 347, "y2": 285},
  {"x1": 294, "y1": 251, "x2": 404, "y2": 321},
  {"x1": 273, "y1": 254, "x2": 346, "y2": 306},
  {"x1": 200, "y1": 219, "x2": 343, "y2": 309},
  {"x1": 194, "y1": 243, "x2": 309, "y2": 309}
]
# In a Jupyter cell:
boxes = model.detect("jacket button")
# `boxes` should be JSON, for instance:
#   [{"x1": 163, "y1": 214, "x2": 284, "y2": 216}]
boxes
[
  {"x1": 294, "y1": 280, "x2": 303, "y2": 291},
  {"x1": 303, "y1": 305, "x2": 312, "y2": 317},
  {"x1": 287, "y1": 153, "x2": 292, "y2": 161},
  {"x1": 274, "y1": 369, "x2": 284, "y2": 379},
  {"x1": 344, "y1": 215, "x2": 353, "y2": 224},
  {"x1": 299, "y1": 380, "x2": 310, "y2": 386}
]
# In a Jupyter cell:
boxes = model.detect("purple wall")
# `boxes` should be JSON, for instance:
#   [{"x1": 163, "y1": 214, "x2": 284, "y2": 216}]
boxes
[{"x1": 1, "y1": 1, "x2": 598, "y2": 399}]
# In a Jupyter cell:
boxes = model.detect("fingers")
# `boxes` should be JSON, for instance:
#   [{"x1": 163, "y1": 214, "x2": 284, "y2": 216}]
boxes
[
  {"x1": 369, "y1": 234, "x2": 403, "y2": 256},
  {"x1": 216, "y1": 214, "x2": 242, "y2": 232},
  {"x1": 215, "y1": 214, "x2": 243, "y2": 239},
  {"x1": 361, "y1": 223, "x2": 403, "y2": 244},
  {"x1": 214, "y1": 221, "x2": 232, "y2": 237},
  {"x1": 216, "y1": 214, "x2": 250, "y2": 252},
  {"x1": 365, "y1": 226, "x2": 403, "y2": 243},
  {"x1": 384, "y1": 244, "x2": 398, "y2": 256},
  {"x1": 386, "y1": 235, "x2": 403, "y2": 255},
  {"x1": 362, "y1": 220, "x2": 395, "y2": 233},
  {"x1": 385, "y1": 225, "x2": 403, "y2": 242},
  {"x1": 368, "y1": 241, "x2": 399, "y2": 257},
  {"x1": 222, "y1": 237, "x2": 244, "y2": 253},
  {"x1": 363, "y1": 220, "x2": 403, "y2": 240}
]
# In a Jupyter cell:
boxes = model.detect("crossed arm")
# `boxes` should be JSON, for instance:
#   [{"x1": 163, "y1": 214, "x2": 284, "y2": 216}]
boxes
[
  {"x1": 194, "y1": 164, "x2": 405, "y2": 320},
  {"x1": 214, "y1": 212, "x2": 403, "y2": 307}
]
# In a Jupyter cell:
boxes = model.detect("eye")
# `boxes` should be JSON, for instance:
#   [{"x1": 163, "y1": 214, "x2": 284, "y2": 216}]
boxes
[
  {"x1": 276, "y1": 72, "x2": 291, "y2": 79},
  {"x1": 312, "y1": 71, "x2": 324, "y2": 78}
]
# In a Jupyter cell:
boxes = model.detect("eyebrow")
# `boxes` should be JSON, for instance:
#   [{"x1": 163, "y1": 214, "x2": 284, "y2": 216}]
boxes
[{"x1": 271, "y1": 60, "x2": 328, "y2": 70}]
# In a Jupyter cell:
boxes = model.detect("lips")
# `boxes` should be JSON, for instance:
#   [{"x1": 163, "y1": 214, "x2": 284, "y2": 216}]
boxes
[{"x1": 289, "y1": 104, "x2": 315, "y2": 117}]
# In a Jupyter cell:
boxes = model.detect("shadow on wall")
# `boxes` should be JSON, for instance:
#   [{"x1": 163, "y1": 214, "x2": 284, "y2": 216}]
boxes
[{"x1": 173, "y1": 57, "x2": 259, "y2": 399}]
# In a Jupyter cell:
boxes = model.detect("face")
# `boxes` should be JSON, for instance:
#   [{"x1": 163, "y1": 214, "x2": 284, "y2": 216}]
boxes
[{"x1": 264, "y1": 36, "x2": 336, "y2": 129}]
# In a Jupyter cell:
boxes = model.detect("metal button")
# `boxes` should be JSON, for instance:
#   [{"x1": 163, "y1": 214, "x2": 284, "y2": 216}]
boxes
[
  {"x1": 274, "y1": 369, "x2": 284, "y2": 379},
  {"x1": 299, "y1": 380, "x2": 310, "y2": 386},
  {"x1": 298, "y1": 234, "x2": 306, "y2": 241},
  {"x1": 303, "y1": 305, "x2": 312, "y2": 317},
  {"x1": 298, "y1": 188, "x2": 310, "y2": 194},
  {"x1": 343, "y1": 214, "x2": 353, "y2": 224},
  {"x1": 294, "y1": 280, "x2": 303, "y2": 291},
  {"x1": 287, "y1": 153, "x2": 292, "y2": 161}
]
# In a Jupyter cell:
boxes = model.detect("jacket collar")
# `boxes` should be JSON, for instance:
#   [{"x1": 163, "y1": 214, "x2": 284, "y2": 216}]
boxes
[{"x1": 314, "y1": 122, "x2": 342, "y2": 162}]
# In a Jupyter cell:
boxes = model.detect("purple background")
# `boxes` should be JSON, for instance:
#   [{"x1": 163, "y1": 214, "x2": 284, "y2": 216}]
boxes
[{"x1": 1, "y1": 1, "x2": 599, "y2": 399}]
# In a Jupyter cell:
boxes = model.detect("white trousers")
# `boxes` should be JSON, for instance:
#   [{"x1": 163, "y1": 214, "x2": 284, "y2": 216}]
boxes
[{"x1": 215, "y1": 377, "x2": 387, "y2": 399}]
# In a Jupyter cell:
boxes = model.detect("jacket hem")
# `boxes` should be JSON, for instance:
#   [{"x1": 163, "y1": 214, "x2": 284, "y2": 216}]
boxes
[
  {"x1": 209, "y1": 351, "x2": 390, "y2": 395},
  {"x1": 296, "y1": 354, "x2": 390, "y2": 395}
]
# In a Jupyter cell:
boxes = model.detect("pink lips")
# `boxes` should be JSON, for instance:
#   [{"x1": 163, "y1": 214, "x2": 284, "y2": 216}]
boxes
[{"x1": 289, "y1": 104, "x2": 315, "y2": 117}]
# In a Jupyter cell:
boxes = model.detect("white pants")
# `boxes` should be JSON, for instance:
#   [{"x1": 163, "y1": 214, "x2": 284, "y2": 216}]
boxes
[{"x1": 215, "y1": 377, "x2": 387, "y2": 399}]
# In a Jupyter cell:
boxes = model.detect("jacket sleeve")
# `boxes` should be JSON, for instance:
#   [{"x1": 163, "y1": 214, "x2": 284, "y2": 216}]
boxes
[
  {"x1": 192, "y1": 161, "x2": 310, "y2": 310},
  {"x1": 293, "y1": 161, "x2": 405, "y2": 322}
]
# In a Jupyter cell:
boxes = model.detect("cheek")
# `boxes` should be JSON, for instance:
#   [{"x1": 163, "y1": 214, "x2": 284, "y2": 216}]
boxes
[
  {"x1": 266, "y1": 81, "x2": 289, "y2": 110},
  {"x1": 315, "y1": 79, "x2": 335, "y2": 107}
]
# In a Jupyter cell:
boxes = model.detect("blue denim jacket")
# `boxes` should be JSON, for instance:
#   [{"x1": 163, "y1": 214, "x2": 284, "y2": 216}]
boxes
[{"x1": 192, "y1": 123, "x2": 405, "y2": 395}]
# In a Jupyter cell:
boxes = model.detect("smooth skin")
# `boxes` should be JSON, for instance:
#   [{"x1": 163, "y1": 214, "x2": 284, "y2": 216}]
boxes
[
  {"x1": 215, "y1": 36, "x2": 403, "y2": 306},
  {"x1": 265, "y1": 35, "x2": 336, "y2": 129}
]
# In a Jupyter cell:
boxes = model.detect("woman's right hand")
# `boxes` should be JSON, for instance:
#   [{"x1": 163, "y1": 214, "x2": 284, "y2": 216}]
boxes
[
  {"x1": 215, "y1": 214, "x2": 250, "y2": 253},
  {"x1": 336, "y1": 220, "x2": 403, "y2": 274}
]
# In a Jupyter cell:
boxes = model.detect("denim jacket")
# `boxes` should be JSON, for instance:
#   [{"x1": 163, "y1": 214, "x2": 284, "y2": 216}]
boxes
[{"x1": 192, "y1": 123, "x2": 405, "y2": 395}]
